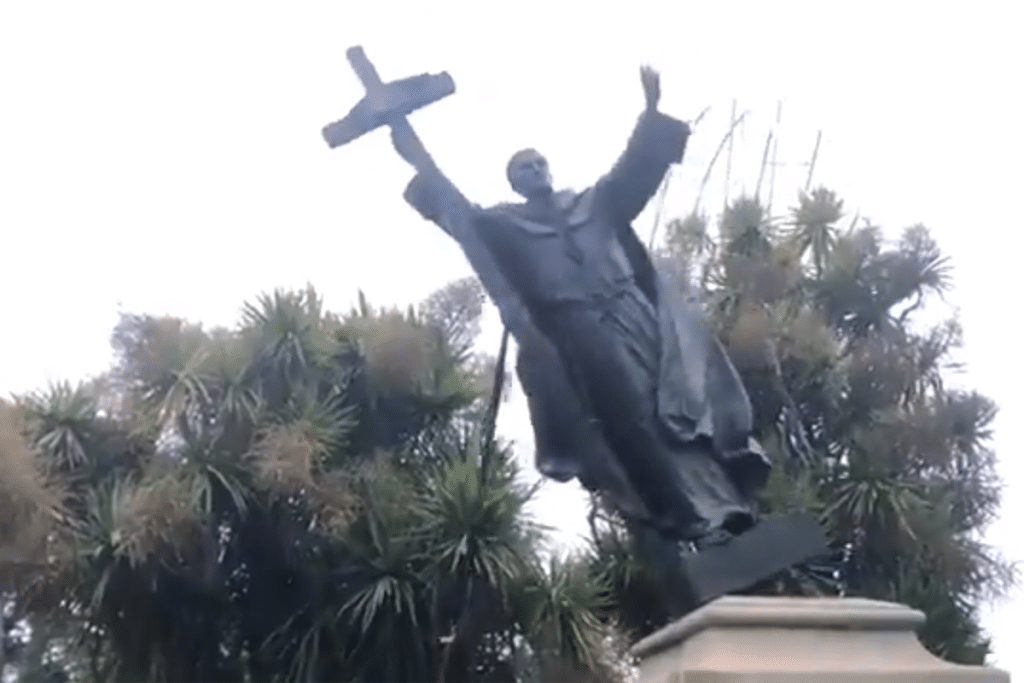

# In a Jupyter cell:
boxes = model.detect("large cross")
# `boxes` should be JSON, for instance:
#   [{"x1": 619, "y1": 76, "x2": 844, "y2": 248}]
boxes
[{"x1": 321, "y1": 46, "x2": 454, "y2": 169}]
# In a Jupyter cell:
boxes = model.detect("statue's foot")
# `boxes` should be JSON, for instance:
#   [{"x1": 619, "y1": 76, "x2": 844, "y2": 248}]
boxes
[{"x1": 677, "y1": 513, "x2": 830, "y2": 611}]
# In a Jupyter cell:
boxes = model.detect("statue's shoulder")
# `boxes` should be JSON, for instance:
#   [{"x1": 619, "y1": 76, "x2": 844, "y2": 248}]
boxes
[
  {"x1": 483, "y1": 189, "x2": 584, "y2": 215},
  {"x1": 479, "y1": 188, "x2": 599, "y2": 235},
  {"x1": 483, "y1": 200, "x2": 526, "y2": 215},
  {"x1": 471, "y1": 203, "x2": 520, "y2": 243},
  {"x1": 478, "y1": 199, "x2": 534, "y2": 228}
]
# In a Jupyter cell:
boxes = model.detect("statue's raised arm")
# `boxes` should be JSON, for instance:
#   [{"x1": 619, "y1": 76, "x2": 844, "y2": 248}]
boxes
[
  {"x1": 596, "y1": 67, "x2": 692, "y2": 224},
  {"x1": 391, "y1": 126, "x2": 477, "y2": 245},
  {"x1": 389, "y1": 125, "x2": 543, "y2": 344}
]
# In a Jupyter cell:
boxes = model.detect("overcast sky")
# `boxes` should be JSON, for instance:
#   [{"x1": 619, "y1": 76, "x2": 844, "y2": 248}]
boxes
[{"x1": 1, "y1": 0, "x2": 1021, "y2": 674}]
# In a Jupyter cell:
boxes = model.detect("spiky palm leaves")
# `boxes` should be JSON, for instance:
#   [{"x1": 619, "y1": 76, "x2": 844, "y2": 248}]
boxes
[
  {"x1": 0, "y1": 400, "x2": 66, "y2": 596},
  {"x1": 1, "y1": 278, "x2": 617, "y2": 682}
]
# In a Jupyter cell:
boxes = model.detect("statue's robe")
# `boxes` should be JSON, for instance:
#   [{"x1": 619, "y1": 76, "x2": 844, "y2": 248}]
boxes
[{"x1": 403, "y1": 110, "x2": 770, "y2": 539}]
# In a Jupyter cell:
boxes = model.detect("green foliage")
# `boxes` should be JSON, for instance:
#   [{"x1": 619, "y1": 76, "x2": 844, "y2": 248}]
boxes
[
  {"x1": 596, "y1": 189, "x2": 1012, "y2": 664},
  {"x1": 0, "y1": 277, "x2": 621, "y2": 682}
]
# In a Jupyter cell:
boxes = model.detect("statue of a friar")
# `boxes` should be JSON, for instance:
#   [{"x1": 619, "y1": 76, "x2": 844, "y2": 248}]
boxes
[{"x1": 325, "y1": 50, "x2": 827, "y2": 611}]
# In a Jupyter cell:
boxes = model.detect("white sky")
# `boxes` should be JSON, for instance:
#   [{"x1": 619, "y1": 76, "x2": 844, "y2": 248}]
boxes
[{"x1": 1, "y1": 0, "x2": 1021, "y2": 675}]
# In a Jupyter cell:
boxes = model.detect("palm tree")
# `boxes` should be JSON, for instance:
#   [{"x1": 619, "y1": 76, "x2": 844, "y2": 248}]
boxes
[{"x1": 1, "y1": 278, "x2": 621, "y2": 682}]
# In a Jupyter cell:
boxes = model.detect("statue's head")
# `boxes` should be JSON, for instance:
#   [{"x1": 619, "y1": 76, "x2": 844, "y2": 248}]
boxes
[{"x1": 506, "y1": 148, "x2": 553, "y2": 200}]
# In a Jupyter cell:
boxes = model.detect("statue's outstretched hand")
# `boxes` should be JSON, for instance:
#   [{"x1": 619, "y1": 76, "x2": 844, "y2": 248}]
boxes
[
  {"x1": 640, "y1": 65, "x2": 661, "y2": 112},
  {"x1": 390, "y1": 124, "x2": 438, "y2": 173},
  {"x1": 391, "y1": 126, "x2": 419, "y2": 166}
]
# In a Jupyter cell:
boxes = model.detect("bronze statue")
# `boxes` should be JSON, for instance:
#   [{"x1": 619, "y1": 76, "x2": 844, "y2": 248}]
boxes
[{"x1": 323, "y1": 46, "x2": 827, "y2": 613}]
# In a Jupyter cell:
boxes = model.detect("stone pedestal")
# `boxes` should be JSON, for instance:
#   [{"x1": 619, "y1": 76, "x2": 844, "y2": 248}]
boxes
[{"x1": 629, "y1": 596, "x2": 1009, "y2": 683}]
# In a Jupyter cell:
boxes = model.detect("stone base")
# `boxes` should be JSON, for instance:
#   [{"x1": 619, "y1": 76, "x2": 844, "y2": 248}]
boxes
[{"x1": 629, "y1": 596, "x2": 1009, "y2": 683}]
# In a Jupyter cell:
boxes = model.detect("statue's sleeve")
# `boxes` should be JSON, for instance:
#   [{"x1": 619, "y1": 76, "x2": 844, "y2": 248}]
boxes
[
  {"x1": 402, "y1": 169, "x2": 527, "y2": 331},
  {"x1": 403, "y1": 168, "x2": 475, "y2": 242},
  {"x1": 597, "y1": 111, "x2": 691, "y2": 222}
]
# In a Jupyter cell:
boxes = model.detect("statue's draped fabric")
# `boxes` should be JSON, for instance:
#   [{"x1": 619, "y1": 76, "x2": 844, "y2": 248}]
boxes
[{"x1": 403, "y1": 111, "x2": 770, "y2": 540}]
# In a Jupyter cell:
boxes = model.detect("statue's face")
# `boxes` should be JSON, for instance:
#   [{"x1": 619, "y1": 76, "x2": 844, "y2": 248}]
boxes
[{"x1": 507, "y1": 149, "x2": 553, "y2": 199}]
